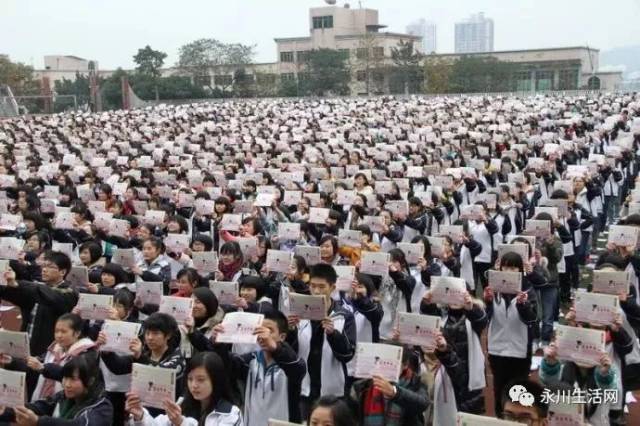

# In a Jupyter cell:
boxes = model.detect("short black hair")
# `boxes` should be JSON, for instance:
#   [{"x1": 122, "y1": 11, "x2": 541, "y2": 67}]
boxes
[
  {"x1": 61, "y1": 355, "x2": 97, "y2": 389},
  {"x1": 44, "y1": 250, "x2": 72, "y2": 278},
  {"x1": 79, "y1": 241, "x2": 103, "y2": 263},
  {"x1": 502, "y1": 378, "x2": 549, "y2": 418},
  {"x1": 143, "y1": 313, "x2": 179, "y2": 340},
  {"x1": 309, "y1": 264, "x2": 337, "y2": 285},
  {"x1": 263, "y1": 310, "x2": 289, "y2": 334}
]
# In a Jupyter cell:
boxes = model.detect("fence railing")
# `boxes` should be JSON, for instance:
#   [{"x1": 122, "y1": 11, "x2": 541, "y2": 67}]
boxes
[{"x1": 0, "y1": 95, "x2": 78, "y2": 117}]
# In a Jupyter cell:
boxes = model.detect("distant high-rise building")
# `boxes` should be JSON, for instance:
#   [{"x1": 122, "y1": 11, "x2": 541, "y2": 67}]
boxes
[
  {"x1": 407, "y1": 19, "x2": 437, "y2": 54},
  {"x1": 455, "y1": 13, "x2": 494, "y2": 53}
]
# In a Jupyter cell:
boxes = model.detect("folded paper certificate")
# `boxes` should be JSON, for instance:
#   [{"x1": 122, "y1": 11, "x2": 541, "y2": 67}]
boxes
[
  {"x1": 209, "y1": 281, "x2": 239, "y2": 306},
  {"x1": 283, "y1": 191, "x2": 302, "y2": 206},
  {"x1": 0, "y1": 330, "x2": 29, "y2": 359},
  {"x1": 295, "y1": 245, "x2": 321, "y2": 266},
  {"x1": 488, "y1": 270, "x2": 522, "y2": 295},
  {"x1": 385, "y1": 201, "x2": 409, "y2": 216},
  {"x1": 397, "y1": 243, "x2": 425, "y2": 265},
  {"x1": 76, "y1": 293, "x2": 113, "y2": 321},
  {"x1": 574, "y1": 292, "x2": 619, "y2": 326},
  {"x1": 359, "y1": 252, "x2": 390, "y2": 277},
  {"x1": 362, "y1": 216, "x2": 385, "y2": 233},
  {"x1": 0, "y1": 369, "x2": 26, "y2": 408},
  {"x1": 338, "y1": 229, "x2": 362, "y2": 248},
  {"x1": 308, "y1": 207, "x2": 330, "y2": 225},
  {"x1": 101, "y1": 320, "x2": 142, "y2": 355},
  {"x1": 460, "y1": 205, "x2": 483, "y2": 221},
  {"x1": 592, "y1": 270, "x2": 629, "y2": 295},
  {"x1": 164, "y1": 234, "x2": 191, "y2": 254},
  {"x1": 266, "y1": 250, "x2": 293, "y2": 273},
  {"x1": 336, "y1": 190, "x2": 357, "y2": 205},
  {"x1": 109, "y1": 218, "x2": 130, "y2": 238},
  {"x1": 439, "y1": 225, "x2": 464, "y2": 241},
  {"x1": 131, "y1": 363, "x2": 176, "y2": 410},
  {"x1": 525, "y1": 220, "x2": 551, "y2": 238},
  {"x1": 137, "y1": 281, "x2": 163, "y2": 306},
  {"x1": 0, "y1": 214, "x2": 21, "y2": 231},
  {"x1": 556, "y1": 325, "x2": 606, "y2": 367},
  {"x1": 67, "y1": 266, "x2": 89, "y2": 289},
  {"x1": 354, "y1": 343, "x2": 403, "y2": 382},
  {"x1": 456, "y1": 413, "x2": 521, "y2": 426},
  {"x1": 237, "y1": 237, "x2": 259, "y2": 258},
  {"x1": 334, "y1": 265, "x2": 355, "y2": 292},
  {"x1": 497, "y1": 243, "x2": 530, "y2": 263},
  {"x1": 219, "y1": 214, "x2": 242, "y2": 231},
  {"x1": 53, "y1": 212, "x2": 75, "y2": 230},
  {"x1": 288, "y1": 293, "x2": 327, "y2": 321},
  {"x1": 547, "y1": 400, "x2": 584, "y2": 426},
  {"x1": 159, "y1": 296, "x2": 193, "y2": 325},
  {"x1": 0, "y1": 238, "x2": 23, "y2": 260},
  {"x1": 397, "y1": 313, "x2": 441, "y2": 349},
  {"x1": 431, "y1": 276, "x2": 467, "y2": 306},
  {"x1": 111, "y1": 248, "x2": 136, "y2": 269},
  {"x1": 93, "y1": 212, "x2": 113, "y2": 230},
  {"x1": 144, "y1": 210, "x2": 166, "y2": 226},
  {"x1": 278, "y1": 223, "x2": 300, "y2": 241},
  {"x1": 608, "y1": 225, "x2": 640, "y2": 248},
  {"x1": 192, "y1": 252, "x2": 218, "y2": 274},
  {"x1": 216, "y1": 312, "x2": 264, "y2": 344}
]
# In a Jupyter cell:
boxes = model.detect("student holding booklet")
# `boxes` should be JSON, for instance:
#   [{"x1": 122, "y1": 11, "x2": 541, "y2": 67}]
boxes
[
  {"x1": 483, "y1": 251, "x2": 542, "y2": 418},
  {"x1": 285, "y1": 264, "x2": 356, "y2": 419},
  {"x1": 212, "y1": 310, "x2": 306, "y2": 426},
  {"x1": 125, "y1": 352, "x2": 242, "y2": 426}
]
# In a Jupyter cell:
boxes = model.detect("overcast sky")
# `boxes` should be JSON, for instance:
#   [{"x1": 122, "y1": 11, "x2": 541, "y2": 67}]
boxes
[{"x1": 2, "y1": 0, "x2": 639, "y2": 70}]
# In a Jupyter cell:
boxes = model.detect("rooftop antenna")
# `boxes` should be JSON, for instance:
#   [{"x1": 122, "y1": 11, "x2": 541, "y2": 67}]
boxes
[{"x1": 359, "y1": 0, "x2": 363, "y2": 8}]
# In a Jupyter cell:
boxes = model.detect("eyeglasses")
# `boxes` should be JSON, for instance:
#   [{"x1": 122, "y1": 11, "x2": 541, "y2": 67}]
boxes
[
  {"x1": 502, "y1": 412, "x2": 537, "y2": 425},
  {"x1": 41, "y1": 263, "x2": 60, "y2": 271}
]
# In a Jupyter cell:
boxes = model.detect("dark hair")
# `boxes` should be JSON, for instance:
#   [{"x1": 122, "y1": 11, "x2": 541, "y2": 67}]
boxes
[
  {"x1": 292, "y1": 255, "x2": 308, "y2": 275},
  {"x1": 510, "y1": 237, "x2": 532, "y2": 257},
  {"x1": 534, "y1": 212, "x2": 555, "y2": 233},
  {"x1": 319, "y1": 235, "x2": 339, "y2": 258},
  {"x1": 502, "y1": 378, "x2": 549, "y2": 418},
  {"x1": 411, "y1": 235, "x2": 432, "y2": 259},
  {"x1": 192, "y1": 287, "x2": 219, "y2": 319},
  {"x1": 44, "y1": 250, "x2": 72, "y2": 278},
  {"x1": 143, "y1": 237, "x2": 165, "y2": 254},
  {"x1": 79, "y1": 241, "x2": 102, "y2": 264},
  {"x1": 596, "y1": 253, "x2": 627, "y2": 270},
  {"x1": 180, "y1": 352, "x2": 234, "y2": 420},
  {"x1": 241, "y1": 216, "x2": 263, "y2": 236},
  {"x1": 263, "y1": 310, "x2": 289, "y2": 334},
  {"x1": 309, "y1": 396, "x2": 357, "y2": 426},
  {"x1": 167, "y1": 215, "x2": 189, "y2": 233},
  {"x1": 219, "y1": 241, "x2": 243, "y2": 261},
  {"x1": 500, "y1": 251, "x2": 524, "y2": 272},
  {"x1": 550, "y1": 189, "x2": 569, "y2": 200},
  {"x1": 177, "y1": 268, "x2": 201, "y2": 287},
  {"x1": 143, "y1": 313, "x2": 179, "y2": 343},
  {"x1": 191, "y1": 234, "x2": 213, "y2": 251},
  {"x1": 239, "y1": 275, "x2": 266, "y2": 300},
  {"x1": 389, "y1": 248, "x2": 409, "y2": 271},
  {"x1": 101, "y1": 263, "x2": 128, "y2": 285},
  {"x1": 309, "y1": 264, "x2": 338, "y2": 285},
  {"x1": 113, "y1": 288, "x2": 135, "y2": 311},
  {"x1": 61, "y1": 355, "x2": 97, "y2": 391},
  {"x1": 57, "y1": 313, "x2": 84, "y2": 336},
  {"x1": 355, "y1": 272, "x2": 375, "y2": 296}
]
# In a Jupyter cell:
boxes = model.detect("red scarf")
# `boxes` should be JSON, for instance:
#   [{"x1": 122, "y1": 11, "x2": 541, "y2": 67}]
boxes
[{"x1": 218, "y1": 258, "x2": 242, "y2": 281}]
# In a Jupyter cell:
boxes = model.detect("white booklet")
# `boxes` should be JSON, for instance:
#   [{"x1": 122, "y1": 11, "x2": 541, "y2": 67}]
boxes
[
  {"x1": 556, "y1": 325, "x2": 606, "y2": 367},
  {"x1": 192, "y1": 252, "x2": 218, "y2": 274},
  {"x1": 278, "y1": 223, "x2": 300, "y2": 241},
  {"x1": 237, "y1": 237, "x2": 259, "y2": 258},
  {"x1": 397, "y1": 313, "x2": 441, "y2": 350},
  {"x1": 209, "y1": 281, "x2": 239, "y2": 306},
  {"x1": 525, "y1": 220, "x2": 551, "y2": 238},
  {"x1": 497, "y1": 243, "x2": 529, "y2": 263},
  {"x1": 219, "y1": 214, "x2": 242, "y2": 231},
  {"x1": 216, "y1": 312, "x2": 264, "y2": 344},
  {"x1": 164, "y1": 234, "x2": 191, "y2": 254},
  {"x1": 359, "y1": 252, "x2": 390, "y2": 277},
  {"x1": 547, "y1": 400, "x2": 585, "y2": 426},
  {"x1": 294, "y1": 245, "x2": 321, "y2": 266},
  {"x1": 101, "y1": 320, "x2": 142, "y2": 355},
  {"x1": 144, "y1": 210, "x2": 166, "y2": 226},
  {"x1": 66, "y1": 266, "x2": 89, "y2": 290},
  {"x1": 109, "y1": 219, "x2": 130, "y2": 238},
  {"x1": 338, "y1": 229, "x2": 362, "y2": 248},
  {"x1": 53, "y1": 212, "x2": 75, "y2": 230},
  {"x1": 431, "y1": 276, "x2": 467, "y2": 306},
  {"x1": 334, "y1": 265, "x2": 355, "y2": 292},
  {"x1": 0, "y1": 214, "x2": 21, "y2": 231},
  {"x1": 0, "y1": 237, "x2": 24, "y2": 260},
  {"x1": 0, "y1": 369, "x2": 26, "y2": 408},
  {"x1": 131, "y1": 363, "x2": 176, "y2": 410},
  {"x1": 159, "y1": 296, "x2": 193, "y2": 325},
  {"x1": 266, "y1": 250, "x2": 293, "y2": 273},
  {"x1": 136, "y1": 281, "x2": 163, "y2": 306},
  {"x1": 354, "y1": 343, "x2": 403, "y2": 382},
  {"x1": 308, "y1": 207, "x2": 330, "y2": 224},
  {"x1": 288, "y1": 293, "x2": 327, "y2": 321},
  {"x1": 0, "y1": 330, "x2": 29, "y2": 359},
  {"x1": 439, "y1": 225, "x2": 464, "y2": 241},
  {"x1": 574, "y1": 292, "x2": 619, "y2": 326},
  {"x1": 111, "y1": 248, "x2": 136, "y2": 269},
  {"x1": 488, "y1": 270, "x2": 522, "y2": 295},
  {"x1": 0, "y1": 259, "x2": 9, "y2": 286},
  {"x1": 456, "y1": 413, "x2": 521, "y2": 426},
  {"x1": 592, "y1": 270, "x2": 629, "y2": 295},
  {"x1": 397, "y1": 243, "x2": 425, "y2": 264},
  {"x1": 608, "y1": 225, "x2": 640, "y2": 248},
  {"x1": 76, "y1": 293, "x2": 113, "y2": 321},
  {"x1": 460, "y1": 205, "x2": 483, "y2": 221}
]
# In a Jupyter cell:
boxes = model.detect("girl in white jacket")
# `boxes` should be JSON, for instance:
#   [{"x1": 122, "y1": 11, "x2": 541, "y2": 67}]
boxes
[{"x1": 126, "y1": 352, "x2": 242, "y2": 426}]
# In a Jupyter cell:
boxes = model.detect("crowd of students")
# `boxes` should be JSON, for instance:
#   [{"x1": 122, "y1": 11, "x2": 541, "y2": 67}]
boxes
[{"x1": 0, "y1": 93, "x2": 637, "y2": 425}]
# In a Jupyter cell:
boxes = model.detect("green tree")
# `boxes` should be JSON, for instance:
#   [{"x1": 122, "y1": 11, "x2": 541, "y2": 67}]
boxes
[
  {"x1": 300, "y1": 49, "x2": 351, "y2": 96},
  {"x1": 0, "y1": 56, "x2": 39, "y2": 96},
  {"x1": 176, "y1": 38, "x2": 255, "y2": 94},
  {"x1": 53, "y1": 73, "x2": 91, "y2": 111},
  {"x1": 233, "y1": 68, "x2": 255, "y2": 98},
  {"x1": 390, "y1": 40, "x2": 423, "y2": 94},
  {"x1": 133, "y1": 45, "x2": 167, "y2": 101},
  {"x1": 423, "y1": 55, "x2": 453, "y2": 93},
  {"x1": 448, "y1": 56, "x2": 517, "y2": 93},
  {"x1": 356, "y1": 32, "x2": 386, "y2": 95}
]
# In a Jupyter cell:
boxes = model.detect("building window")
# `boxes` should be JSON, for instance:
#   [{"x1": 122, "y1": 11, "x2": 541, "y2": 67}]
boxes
[
  {"x1": 298, "y1": 72, "x2": 311, "y2": 82},
  {"x1": 535, "y1": 70, "x2": 554, "y2": 91},
  {"x1": 338, "y1": 49, "x2": 350, "y2": 59},
  {"x1": 587, "y1": 76, "x2": 601, "y2": 90},
  {"x1": 213, "y1": 75, "x2": 233, "y2": 86},
  {"x1": 372, "y1": 70, "x2": 385, "y2": 83},
  {"x1": 356, "y1": 48, "x2": 368, "y2": 59},
  {"x1": 297, "y1": 51, "x2": 310, "y2": 63},
  {"x1": 256, "y1": 74, "x2": 277, "y2": 85},
  {"x1": 356, "y1": 70, "x2": 367, "y2": 82},
  {"x1": 280, "y1": 52, "x2": 294, "y2": 63},
  {"x1": 514, "y1": 71, "x2": 531, "y2": 92},
  {"x1": 194, "y1": 75, "x2": 212, "y2": 86},
  {"x1": 313, "y1": 15, "x2": 333, "y2": 29},
  {"x1": 372, "y1": 47, "x2": 384, "y2": 58},
  {"x1": 558, "y1": 69, "x2": 578, "y2": 90},
  {"x1": 281, "y1": 73, "x2": 296, "y2": 82}
]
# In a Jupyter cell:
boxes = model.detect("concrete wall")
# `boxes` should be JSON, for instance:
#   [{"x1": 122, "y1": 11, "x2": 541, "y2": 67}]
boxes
[{"x1": 43, "y1": 55, "x2": 95, "y2": 71}]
